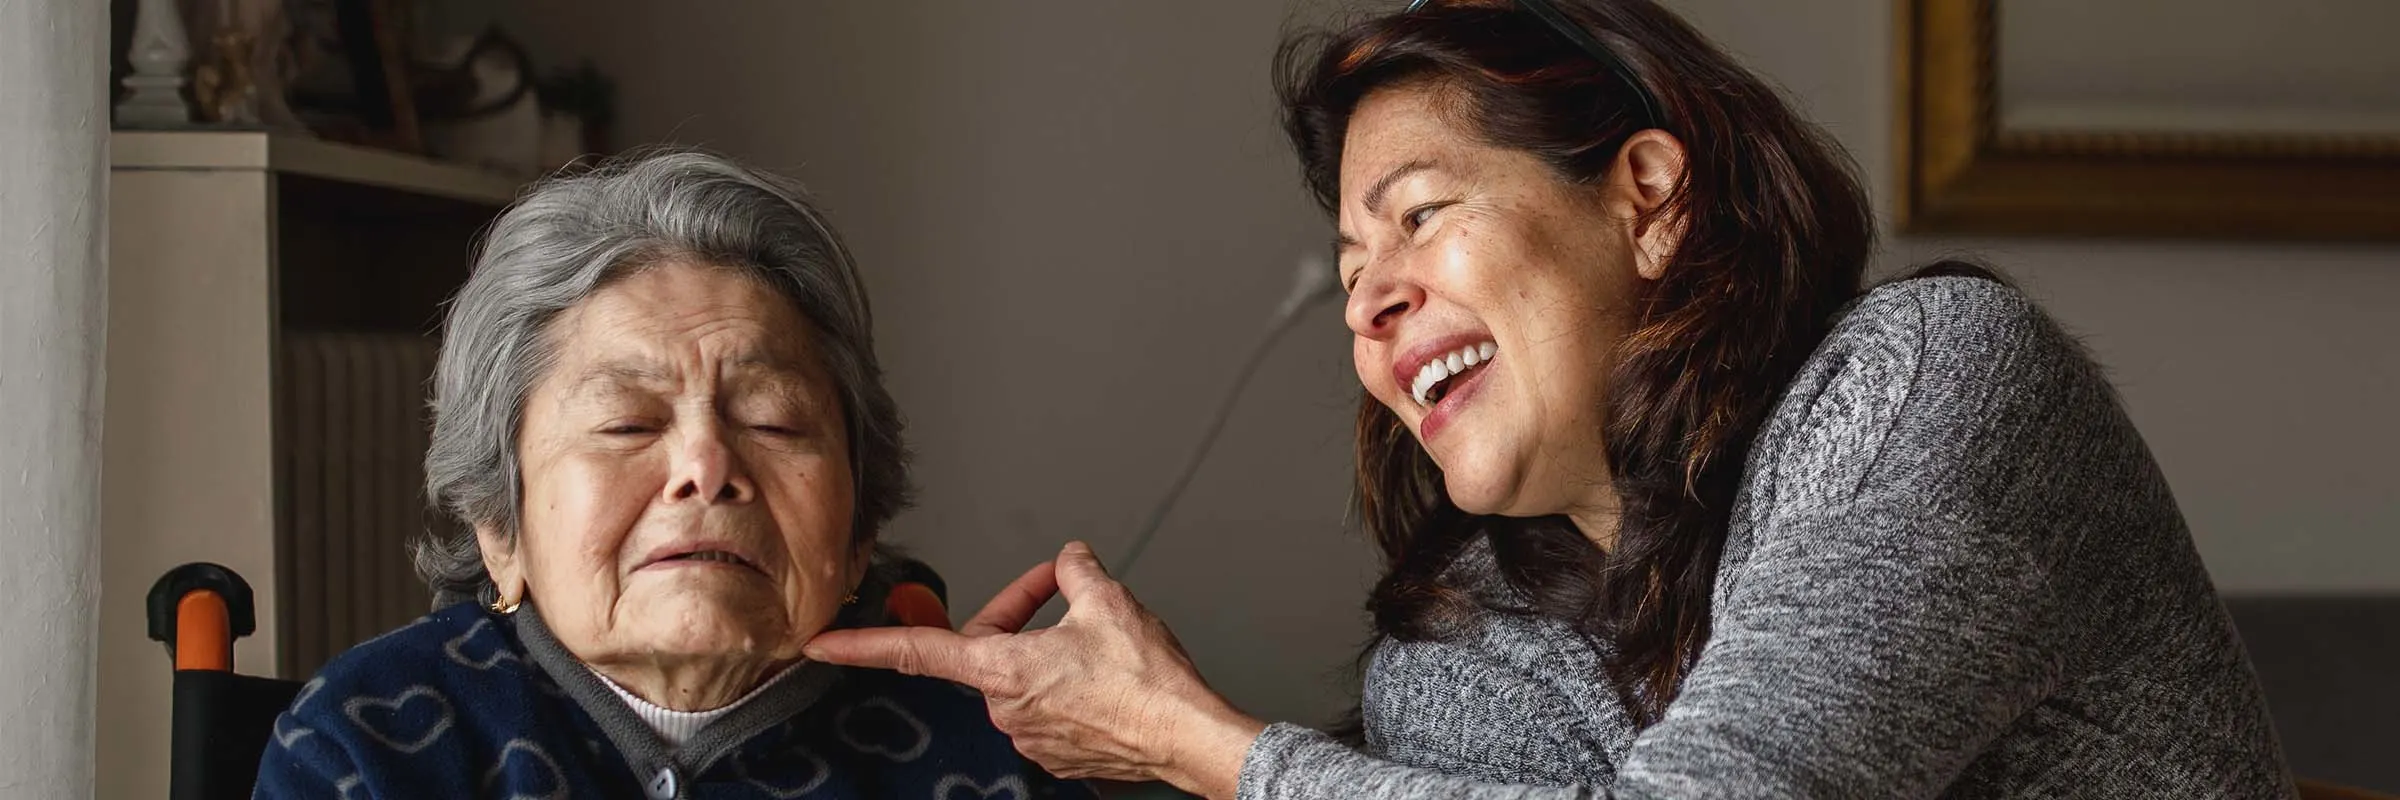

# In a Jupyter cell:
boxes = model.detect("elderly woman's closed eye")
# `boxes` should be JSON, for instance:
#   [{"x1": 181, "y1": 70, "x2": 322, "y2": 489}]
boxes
[{"x1": 254, "y1": 150, "x2": 1093, "y2": 800}]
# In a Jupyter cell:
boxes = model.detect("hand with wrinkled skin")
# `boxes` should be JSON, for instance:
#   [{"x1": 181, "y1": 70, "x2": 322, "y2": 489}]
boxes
[{"x1": 804, "y1": 542, "x2": 1265, "y2": 800}]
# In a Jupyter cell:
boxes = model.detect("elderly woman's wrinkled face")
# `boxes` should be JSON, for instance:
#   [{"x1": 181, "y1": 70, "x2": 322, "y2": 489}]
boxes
[{"x1": 481, "y1": 260, "x2": 861, "y2": 677}]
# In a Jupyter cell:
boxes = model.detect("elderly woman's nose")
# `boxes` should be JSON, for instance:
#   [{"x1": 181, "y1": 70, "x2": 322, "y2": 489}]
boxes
[{"x1": 665, "y1": 421, "x2": 756, "y2": 503}]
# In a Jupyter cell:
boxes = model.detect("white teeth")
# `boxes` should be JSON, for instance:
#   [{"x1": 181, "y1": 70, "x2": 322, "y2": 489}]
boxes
[{"x1": 1407, "y1": 341, "x2": 1499, "y2": 408}]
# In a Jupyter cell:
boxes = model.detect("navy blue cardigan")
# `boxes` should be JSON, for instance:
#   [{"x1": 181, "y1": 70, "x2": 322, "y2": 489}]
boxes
[{"x1": 255, "y1": 602, "x2": 1092, "y2": 799}]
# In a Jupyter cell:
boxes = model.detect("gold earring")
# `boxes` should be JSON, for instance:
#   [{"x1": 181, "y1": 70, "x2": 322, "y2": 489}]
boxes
[
  {"x1": 490, "y1": 594, "x2": 521, "y2": 614},
  {"x1": 842, "y1": 592, "x2": 859, "y2": 606}
]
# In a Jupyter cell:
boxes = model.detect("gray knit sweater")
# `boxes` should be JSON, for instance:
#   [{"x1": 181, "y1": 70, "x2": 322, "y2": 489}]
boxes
[{"x1": 1238, "y1": 278, "x2": 2295, "y2": 799}]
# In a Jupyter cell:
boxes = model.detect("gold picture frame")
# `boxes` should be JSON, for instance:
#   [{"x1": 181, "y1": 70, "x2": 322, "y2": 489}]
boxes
[{"x1": 1895, "y1": 0, "x2": 2400, "y2": 239}]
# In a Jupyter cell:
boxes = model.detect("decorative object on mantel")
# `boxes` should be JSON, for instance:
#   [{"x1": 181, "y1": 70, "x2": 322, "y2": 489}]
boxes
[
  {"x1": 117, "y1": 0, "x2": 318, "y2": 132},
  {"x1": 287, "y1": 0, "x2": 424, "y2": 153},
  {"x1": 535, "y1": 61, "x2": 619, "y2": 169},
  {"x1": 193, "y1": 28, "x2": 263, "y2": 126},
  {"x1": 188, "y1": 0, "x2": 311, "y2": 131},
  {"x1": 417, "y1": 28, "x2": 544, "y2": 175},
  {"x1": 1896, "y1": 0, "x2": 2400, "y2": 240},
  {"x1": 243, "y1": 0, "x2": 310, "y2": 131},
  {"x1": 117, "y1": 0, "x2": 195, "y2": 128},
  {"x1": 376, "y1": 24, "x2": 619, "y2": 176}
]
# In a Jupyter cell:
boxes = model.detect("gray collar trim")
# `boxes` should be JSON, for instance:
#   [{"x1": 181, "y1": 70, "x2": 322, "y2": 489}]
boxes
[{"x1": 513, "y1": 602, "x2": 842, "y2": 787}]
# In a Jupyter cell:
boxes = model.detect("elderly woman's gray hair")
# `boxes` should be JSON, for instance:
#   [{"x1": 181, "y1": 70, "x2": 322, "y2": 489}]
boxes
[{"x1": 415, "y1": 150, "x2": 911, "y2": 607}]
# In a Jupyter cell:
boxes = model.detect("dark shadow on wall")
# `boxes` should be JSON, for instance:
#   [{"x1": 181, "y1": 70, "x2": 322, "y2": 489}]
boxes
[{"x1": 2227, "y1": 594, "x2": 2400, "y2": 792}]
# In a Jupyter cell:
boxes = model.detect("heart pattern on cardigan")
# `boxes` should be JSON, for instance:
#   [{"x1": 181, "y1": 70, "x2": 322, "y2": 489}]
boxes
[
  {"x1": 738, "y1": 743, "x2": 833, "y2": 799},
  {"x1": 444, "y1": 618, "x2": 524, "y2": 671},
  {"x1": 479, "y1": 738, "x2": 569, "y2": 800},
  {"x1": 934, "y1": 773, "x2": 1029, "y2": 800},
  {"x1": 837, "y1": 697, "x2": 932, "y2": 763},
  {"x1": 343, "y1": 685, "x2": 456, "y2": 754}
]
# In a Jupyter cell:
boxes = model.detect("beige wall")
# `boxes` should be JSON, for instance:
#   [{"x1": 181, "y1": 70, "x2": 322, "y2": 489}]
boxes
[
  {"x1": 1659, "y1": 0, "x2": 2400, "y2": 594},
  {"x1": 505, "y1": 0, "x2": 2400, "y2": 727}
]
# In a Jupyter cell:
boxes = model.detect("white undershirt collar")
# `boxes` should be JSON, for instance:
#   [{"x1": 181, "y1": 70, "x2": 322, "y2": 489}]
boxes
[{"x1": 584, "y1": 663, "x2": 802, "y2": 747}]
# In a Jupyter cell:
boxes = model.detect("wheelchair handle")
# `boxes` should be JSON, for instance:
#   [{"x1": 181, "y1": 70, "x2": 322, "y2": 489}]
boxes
[{"x1": 147, "y1": 563, "x2": 258, "y2": 671}]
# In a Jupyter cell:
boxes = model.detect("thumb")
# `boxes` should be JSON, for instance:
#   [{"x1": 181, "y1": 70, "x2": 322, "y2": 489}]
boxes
[
  {"x1": 804, "y1": 625, "x2": 985, "y2": 685},
  {"x1": 1053, "y1": 540, "x2": 1121, "y2": 604}
]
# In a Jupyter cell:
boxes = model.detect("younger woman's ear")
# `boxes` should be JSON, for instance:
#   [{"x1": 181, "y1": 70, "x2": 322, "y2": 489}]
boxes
[{"x1": 1611, "y1": 129, "x2": 1688, "y2": 281}]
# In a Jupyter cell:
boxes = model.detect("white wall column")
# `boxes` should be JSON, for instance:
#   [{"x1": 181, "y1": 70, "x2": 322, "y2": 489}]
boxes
[{"x1": 0, "y1": 0, "x2": 111, "y2": 795}]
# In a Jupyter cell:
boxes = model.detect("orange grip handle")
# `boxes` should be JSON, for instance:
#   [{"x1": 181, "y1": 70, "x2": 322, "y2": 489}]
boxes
[
  {"x1": 885, "y1": 582, "x2": 952, "y2": 630},
  {"x1": 174, "y1": 591, "x2": 235, "y2": 672}
]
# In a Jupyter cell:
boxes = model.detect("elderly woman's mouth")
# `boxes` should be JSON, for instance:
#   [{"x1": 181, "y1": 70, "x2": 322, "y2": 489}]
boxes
[
  {"x1": 641, "y1": 547, "x2": 763, "y2": 573},
  {"x1": 664, "y1": 550, "x2": 750, "y2": 566}
]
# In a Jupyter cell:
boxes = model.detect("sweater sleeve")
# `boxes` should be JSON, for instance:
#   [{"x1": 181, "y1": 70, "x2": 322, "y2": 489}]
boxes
[{"x1": 1239, "y1": 279, "x2": 2128, "y2": 800}]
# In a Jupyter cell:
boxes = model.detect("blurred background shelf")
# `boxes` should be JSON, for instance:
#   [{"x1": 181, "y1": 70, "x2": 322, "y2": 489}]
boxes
[
  {"x1": 111, "y1": 131, "x2": 526, "y2": 206},
  {"x1": 99, "y1": 130, "x2": 514, "y2": 800}
]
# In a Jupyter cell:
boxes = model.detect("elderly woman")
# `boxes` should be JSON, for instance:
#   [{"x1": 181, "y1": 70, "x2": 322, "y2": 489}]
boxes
[{"x1": 256, "y1": 151, "x2": 1092, "y2": 800}]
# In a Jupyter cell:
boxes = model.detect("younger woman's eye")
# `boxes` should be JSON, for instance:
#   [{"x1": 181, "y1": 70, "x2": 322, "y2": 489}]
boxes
[{"x1": 1403, "y1": 204, "x2": 1444, "y2": 232}]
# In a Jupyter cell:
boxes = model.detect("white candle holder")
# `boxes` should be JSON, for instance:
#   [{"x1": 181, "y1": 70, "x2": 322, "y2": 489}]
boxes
[{"x1": 118, "y1": 0, "x2": 195, "y2": 128}]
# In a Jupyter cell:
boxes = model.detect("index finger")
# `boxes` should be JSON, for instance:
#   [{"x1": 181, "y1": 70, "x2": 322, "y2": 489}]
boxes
[{"x1": 803, "y1": 625, "x2": 987, "y2": 686}]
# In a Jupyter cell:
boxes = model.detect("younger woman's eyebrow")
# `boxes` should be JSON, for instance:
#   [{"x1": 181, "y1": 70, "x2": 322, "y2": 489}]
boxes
[
  {"x1": 1362, "y1": 158, "x2": 1439, "y2": 215},
  {"x1": 1338, "y1": 159, "x2": 1445, "y2": 253}
]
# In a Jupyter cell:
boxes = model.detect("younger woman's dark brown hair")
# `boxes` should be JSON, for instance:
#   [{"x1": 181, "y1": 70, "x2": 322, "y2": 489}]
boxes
[{"x1": 1278, "y1": 0, "x2": 1877, "y2": 724}]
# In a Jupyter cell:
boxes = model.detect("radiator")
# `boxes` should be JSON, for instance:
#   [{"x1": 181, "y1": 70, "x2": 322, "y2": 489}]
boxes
[{"x1": 277, "y1": 332, "x2": 442, "y2": 677}]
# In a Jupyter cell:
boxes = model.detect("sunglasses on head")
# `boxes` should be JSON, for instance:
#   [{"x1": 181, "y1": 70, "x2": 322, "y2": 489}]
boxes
[{"x1": 1404, "y1": 0, "x2": 1664, "y2": 128}]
